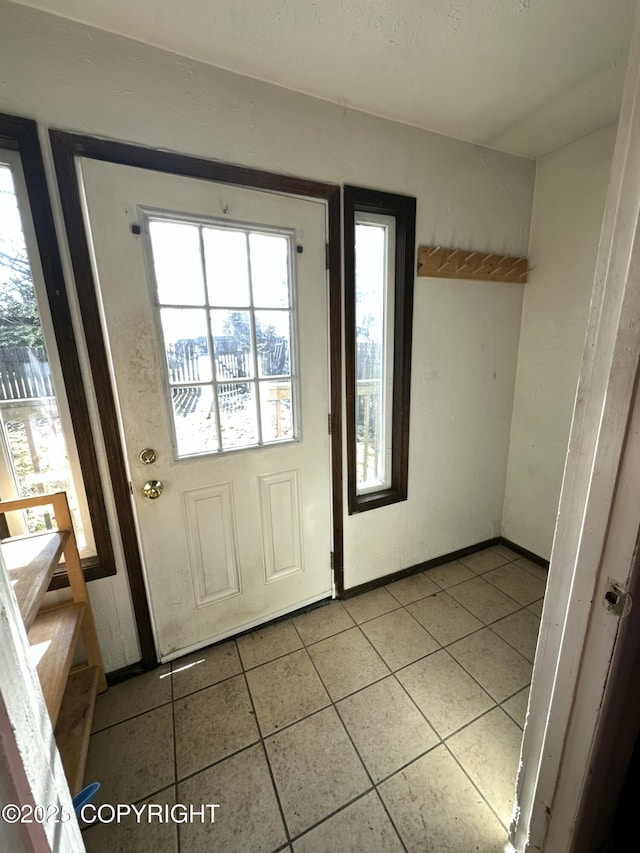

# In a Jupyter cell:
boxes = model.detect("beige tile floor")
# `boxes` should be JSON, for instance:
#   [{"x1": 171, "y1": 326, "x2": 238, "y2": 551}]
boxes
[{"x1": 82, "y1": 546, "x2": 546, "y2": 853}]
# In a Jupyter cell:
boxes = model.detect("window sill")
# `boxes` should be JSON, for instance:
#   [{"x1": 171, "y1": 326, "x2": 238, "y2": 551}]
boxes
[
  {"x1": 49, "y1": 555, "x2": 116, "y2": 589},
  {"x1": 349, "y1": 486, "x2": 408, "y2": 514}
]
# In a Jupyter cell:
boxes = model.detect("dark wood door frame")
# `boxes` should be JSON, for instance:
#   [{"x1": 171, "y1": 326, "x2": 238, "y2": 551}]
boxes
[{"x1": 49, "y1": 130, "x2": 344, "y2": 669}]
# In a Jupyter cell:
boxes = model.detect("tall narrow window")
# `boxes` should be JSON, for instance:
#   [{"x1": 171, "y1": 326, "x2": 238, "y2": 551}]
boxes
[
  {"x1": 0, "y1": 154, "x2": 91, "y2": 550},
  {"x1": 354, "y1": 213, "x2": 395, "y2": 492},
  {"x1": 0, "y1": 114, "x2": 115, "y2": 586},
  {"x1": 344, "y1": 186, "x2": 416, "y2": 513}
]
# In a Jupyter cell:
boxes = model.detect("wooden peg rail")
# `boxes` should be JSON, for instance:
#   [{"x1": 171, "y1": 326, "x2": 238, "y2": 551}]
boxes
[{"x1": 417, "y1": 245, "x2": 528, "y2": 283}]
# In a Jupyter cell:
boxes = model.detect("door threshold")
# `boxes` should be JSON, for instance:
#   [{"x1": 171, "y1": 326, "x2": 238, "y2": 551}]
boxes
[{"x1": 159, "y1": 590, "x2": 333, "y2": 663}]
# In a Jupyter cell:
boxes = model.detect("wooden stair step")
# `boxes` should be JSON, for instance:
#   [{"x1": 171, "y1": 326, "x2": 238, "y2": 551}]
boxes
[
  {"x1": 55, "y1": 666, "x2": 100, "y2": 796},
  {"x1": 4, "y1": 530, "x2": 70, "y2": 629},
  {"x1": 2, "y1": 492, "x2": 106, "y2": 798},
  {"x1": 28, "y1": 602, "x2": 85, "y2": 725}
]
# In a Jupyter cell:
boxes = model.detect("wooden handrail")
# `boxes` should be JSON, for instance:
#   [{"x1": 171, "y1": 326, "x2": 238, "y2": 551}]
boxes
[{"x1": 0, "y1": 491, "x2": 67, "y2": 514}]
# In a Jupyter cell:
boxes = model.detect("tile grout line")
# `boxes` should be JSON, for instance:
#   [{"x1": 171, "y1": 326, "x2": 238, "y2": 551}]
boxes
[
  {"x1": 481, "y1": 570, "x2": 547, "y2": 606},
  {"x1": 371, "y1": 739, "x2": 443, "y2": 787},
  {"x1": 403, "y1": 582, "x2": 541, "y2": 663},
  {"x1": 79, "y1": 781, "x2": 179, "y2": 837},
  {"x1": 278, "y1": 618, "x2": 376, "y2": 842},
  {"x1": 169, "y1": 651, "x2": 181, "y2": 853},
  {"x1": 372, "y1": 787, "x2": 410, "y2": 853},
  {"x1": 486, "y1": 621, "x2": 539, "y2": 664},
  {"x1": 387, "y1": 597, "x2": 533, "y2": 737},
  {"x1": 238, "y1": 617, "x2": 292, "y2": 850},
  {"x1": 418, "y1": 620, "x2": 534, "y2": 720},
  {"x1": 442, "y1": 738, "x2": 515, "y2": 836},
  {"x1": 286, "y1": 789, "x2": 377, "y2": 846},
  {"x1": 378, "y1": 627, "x2": 529, "y2": 781},
  {"x1": 440, "y1": 702, "x2": 520, "y2": 748},
  {"x1": 405, "y1": 585, "x2": 509, "y2": 640},
  {"x1": 313, "y1": 620, "x2": 448, "y2": 853},
  {"x1": 90, "y1": 697, "x2": 175, "y2": 735},
  {"x1": 391, "y1": 577, "x2": 529, "y2": 837},
  {"x1": 174, "y1": 740, "x2": 260, "y2": 787},
  {"x1": 447, "y1": 575, "x2": 535, "y2": 621},
  {"x1": 344, "y1": 603, "x2": 404, "y2": 628},
  {"x1": 294, "y1": 620, "x2": 356, "y2": 648},
  {"x1": 444, "y1": 625, "x2": 534, "y2": 693},
  {"x1": 398, "y1": 593, "x2": 446, "y2": 642},
  {"x1": 259, "y1": 738, "x2": 293, "y2": 849},
  {"x1": 240, "y1": 660, "x2": 293, "y2": 848},
  {"x1": 389, "y1": 644, "x2": 498, "y2": 744},
  {"x1": 349, "y1": 589, "x2": 524, "y2": 843},
  {"x1": 287, "y1": 617, "x2": 411, "y2": 850}
]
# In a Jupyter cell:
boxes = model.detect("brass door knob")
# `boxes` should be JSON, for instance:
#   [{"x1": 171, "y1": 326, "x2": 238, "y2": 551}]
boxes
[{"x1": 143, "y1": 480, "x2": 163, "y2": 499}]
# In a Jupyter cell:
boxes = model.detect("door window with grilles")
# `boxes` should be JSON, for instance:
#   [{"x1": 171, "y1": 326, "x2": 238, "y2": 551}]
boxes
[{"x1": 146, "y1": 216, "x2": 298, "y2": 457}]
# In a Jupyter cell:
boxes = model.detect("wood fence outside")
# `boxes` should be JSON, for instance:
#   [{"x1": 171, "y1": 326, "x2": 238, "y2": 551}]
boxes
[{"x1": 0, "y1": 346, "x2": 54, "y2": 401}]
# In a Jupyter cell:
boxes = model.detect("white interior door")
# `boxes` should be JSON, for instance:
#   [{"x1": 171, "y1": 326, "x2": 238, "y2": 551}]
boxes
[{"x1": 79, "y1": 159, "x2": 332, "y2": 660}]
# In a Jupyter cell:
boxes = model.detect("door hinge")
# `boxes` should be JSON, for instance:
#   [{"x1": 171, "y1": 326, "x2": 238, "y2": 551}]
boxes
[
  {"x1": 330, "y1": 551, "x2": 335, "y2": 572},
  {"x1": 129, "y1": 480, "x2": 134, "y2": 495},
  {"x1": 328, "y1": 413, "x2": 332, "y2": 434},
  {"x1": 325, "y1": 243, "x2": 330, "y2": 270},
  {"x1": 604, "y1": 579, "x2": 631, "y2": 617}
]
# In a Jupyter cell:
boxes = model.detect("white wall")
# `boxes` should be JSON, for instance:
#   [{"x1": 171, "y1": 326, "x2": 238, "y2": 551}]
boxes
[
  {"x1": 502, "y1": 125, "x2": 617, "y2": 560},
  {"x1": 0, "y1": 0, "x2": 534, "y2": 666},
  {"x1": 345, "y1": 279, "x2": 524, "y2": 585}
]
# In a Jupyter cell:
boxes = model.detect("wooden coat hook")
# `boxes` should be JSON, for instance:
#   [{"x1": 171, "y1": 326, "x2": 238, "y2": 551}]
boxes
[{"x1": 417, "y1": 245, "x2": 528, "y2": 283}]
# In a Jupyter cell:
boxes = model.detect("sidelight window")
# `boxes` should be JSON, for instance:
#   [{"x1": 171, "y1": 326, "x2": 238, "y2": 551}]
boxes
[
  {"x1": 0, "y1": 157, "x2": 90, "y2": 547},
  {"x1": 344, "y1": 186, "x2": 416, "y2": 513},
  {"x1": 353, "y1": 212, "x2": 395, "y2": 493}
]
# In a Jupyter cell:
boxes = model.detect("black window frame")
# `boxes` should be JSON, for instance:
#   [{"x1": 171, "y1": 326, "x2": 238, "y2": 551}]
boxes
[
  {"x1": 0, "y1": 113, "x2": 116, "y2": 588},
  {"x1": 343, "y1": 185, "x2": 416, "y2": 514}
]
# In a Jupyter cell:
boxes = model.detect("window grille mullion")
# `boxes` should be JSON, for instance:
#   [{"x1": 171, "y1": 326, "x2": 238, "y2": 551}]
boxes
[
  {"x1": 246, "y1": 232, "x2": 263, "y2": 446},
  {"x1": 198, "y1": 227, "x2": 222, "y2": 452}
]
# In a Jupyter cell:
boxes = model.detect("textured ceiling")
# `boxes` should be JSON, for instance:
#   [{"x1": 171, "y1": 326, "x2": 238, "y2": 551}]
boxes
[{"x1": 8, "y1": 0, "x2": 637, "y2": 158}]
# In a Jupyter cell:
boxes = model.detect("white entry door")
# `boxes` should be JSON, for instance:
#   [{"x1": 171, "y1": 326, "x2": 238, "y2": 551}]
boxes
[{"x1": 79, "y1": 159, "x2": 332, "y2": 660}]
